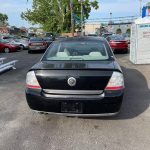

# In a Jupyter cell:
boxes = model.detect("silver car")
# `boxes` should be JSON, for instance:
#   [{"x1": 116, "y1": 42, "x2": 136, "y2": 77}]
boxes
[{"x1": 28, "y1": 37, "x2": 47, "y2": 53}]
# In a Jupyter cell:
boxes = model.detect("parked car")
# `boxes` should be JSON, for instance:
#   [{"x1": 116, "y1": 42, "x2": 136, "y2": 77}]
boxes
[
  {"x1": 26, "y1": 37, "x2": 124, "y2": 117},
  {"x1": 45, "y1": 32, "x2": 55, "y2": 40},
  {"x1": 28, "y1": 37, "x2": 47, "y2": 53},
  {"x1": 122, "y1": 33, "x2": 130, "y2": 44},
  {"x1": 87, "y1": 33, "x2": 98, "y2": 37},
  {"x1": 6, "y1": 38, "x2": 29, "y2": 50},
  {"x1": 15, "y1": 38, "x2": 29, "y2": 49},
  {"x1": 0, "y1": 39, "x2": 20, "y2": 53},
  {"x1": 55, "y1": 35, "x2": 68, "y2": 40},
  {"x1": 43, "y1": 37, "x2": 53, "y2": 48},
  {"x1": 106, "y1": 35, "x2": 128, "y2": 53},
  {"x1": 2, "y1": 35, "x2": 15, "y2": 40}
]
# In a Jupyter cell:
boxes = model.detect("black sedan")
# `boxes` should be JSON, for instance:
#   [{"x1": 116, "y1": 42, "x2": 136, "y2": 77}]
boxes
[{"x1": 26, "y1": 37, "x2": 124, "y2": 117}]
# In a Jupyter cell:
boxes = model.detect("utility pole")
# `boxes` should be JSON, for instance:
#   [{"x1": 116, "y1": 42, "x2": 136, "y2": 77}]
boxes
[
  {"x1": 110, "y1": 12, "x2": 112, "y2": 22},
  {"x1": 81, "y1": 0, "x2": 83, "y2": 36},
  {"x1": 78, "y1": 0, "x2": 84, "y2": 36},
  {"x1": 70, "y1": 0, "x2": 74, "y2": 37},
  {"x1": 139, "y1": 0, "x2": 143, "y2": 17}
]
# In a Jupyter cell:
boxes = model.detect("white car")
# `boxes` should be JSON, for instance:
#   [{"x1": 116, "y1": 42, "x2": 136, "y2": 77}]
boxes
[{"x1": 6, "y1": 38, "x2": 29, "y2": 50}]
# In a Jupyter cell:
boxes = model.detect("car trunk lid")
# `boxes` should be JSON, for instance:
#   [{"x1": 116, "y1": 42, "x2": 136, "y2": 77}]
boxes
[{"x1": 33, "y1": 61, "x2": 116, "y2": 91}]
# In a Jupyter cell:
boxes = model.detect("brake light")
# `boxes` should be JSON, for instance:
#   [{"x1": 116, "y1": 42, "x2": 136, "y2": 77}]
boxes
[
  {"x1": 109, "y1": 40, "x2": 117, "y2": 44},
  {"x1": 43, "y1": 42, "x2": 47, "y2": 46},
  {"x1": 29, "y1": 43, "x2": 32, "y2": 46},
  {"x1": 26, "y1": 71, "x2": 41, "y2": 89},
  {"x1": 105, "y1": 72, "x2": 124, "y2": 91}
]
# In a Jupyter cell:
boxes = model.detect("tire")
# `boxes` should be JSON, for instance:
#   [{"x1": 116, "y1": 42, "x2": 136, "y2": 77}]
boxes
[
  {"x1": 20, "y1": 45, "x2": 24, "y2": 50},
  {"x1": 28, "y1": 50, "x2": 32, "y2": 54},
  {"x1": 3, "y1": 48, "x2": 10, "y2": 53}
]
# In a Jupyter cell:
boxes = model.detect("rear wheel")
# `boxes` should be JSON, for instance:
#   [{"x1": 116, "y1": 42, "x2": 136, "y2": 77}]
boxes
[
  {"x1": 20, "y1": 45, "x2": 24, "y2": 50},
  {"x1": 3, "y1": 48, "x2": 10, "y2": 53}
]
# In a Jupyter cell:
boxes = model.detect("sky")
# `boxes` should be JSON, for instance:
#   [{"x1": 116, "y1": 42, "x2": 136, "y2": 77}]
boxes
[{"x1": 0, "y1": 0, "x2": 150, "y2": 27}]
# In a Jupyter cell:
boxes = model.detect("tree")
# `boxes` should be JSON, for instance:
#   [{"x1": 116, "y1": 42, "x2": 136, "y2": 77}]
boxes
[
  {"x1": 126, "y1": 28, "x2": 131, "y2": 35},
  {"x1": 116, "y1": 28, "x2": 122, "y2": 34},
  {"x1": 0, "y1": 13, "x2": 8, "y2": 25},
  {"x1": 21, "y1": 0, "x2": 99, "y2": 33}
]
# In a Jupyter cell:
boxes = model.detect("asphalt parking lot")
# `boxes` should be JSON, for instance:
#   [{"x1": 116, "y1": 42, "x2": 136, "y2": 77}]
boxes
[{"x1": 0, "y1": 51, "x2": 150, "y2": 150}]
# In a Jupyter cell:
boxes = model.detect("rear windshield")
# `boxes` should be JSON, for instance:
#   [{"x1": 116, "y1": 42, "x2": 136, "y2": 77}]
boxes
[
  {"x1": 30, "y1": 38, "x2": 43, "y2": 42},
  {"x1": 110, "y1": 35, "x2": 125, "y2": 41},
  {"x1": 102, "y1": 34, "x2": 112, "y2": 38},
  {"x1": 14, "y1": 39, "x2": 21, "y2": 42},
  {"x1": 43, "y1": 41, "x2": 110, "y2": 61},
  {"x1": 43, "y1": 37, "x2": 53, "y2": 41}
]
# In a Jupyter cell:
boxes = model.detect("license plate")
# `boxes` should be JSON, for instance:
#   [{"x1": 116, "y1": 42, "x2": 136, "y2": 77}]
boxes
[
  {"x1": 35, "y1": 47, "x2": 40, "y2": 50},
  {"x1": 61, "y1": 102, "x2": 83, "y2": 114}
]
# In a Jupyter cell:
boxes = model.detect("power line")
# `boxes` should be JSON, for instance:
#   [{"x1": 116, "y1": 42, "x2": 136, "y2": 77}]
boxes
[{"x1": 87, "y1": 16, "x2": 137, "y2": 20}]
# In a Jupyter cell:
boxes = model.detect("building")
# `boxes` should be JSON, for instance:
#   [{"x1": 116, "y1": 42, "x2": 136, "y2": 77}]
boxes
[
  {"x1": 107, "y1": 23, "x2": 132, "y2": 34},
  {"x1": 84, "y1": 23, "x2": 101, "y2": 35},
  {"x1": 0, "y1": 26, "x2": 9, "y2": 35}
]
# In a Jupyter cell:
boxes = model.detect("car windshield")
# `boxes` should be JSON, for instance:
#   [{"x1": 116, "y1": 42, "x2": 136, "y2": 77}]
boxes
[
  {"x1": 14, "y1": 39, "x2": 21, "y2": 42},
  {"x1": 43, "y1": 41, "x2": 109, "y2": 61},
  {"x1": 43, "y1": 37, "x2": 53, "y2": 41},
  {"x1": 30, "y1": 38, "x2": 43, "y2": 42},
  {"x1": 0, "y1": 39, "x2": 9, "y2": 43},
  {"x1": 110, "y1": 35, "x2": 125, "y2": 41}
]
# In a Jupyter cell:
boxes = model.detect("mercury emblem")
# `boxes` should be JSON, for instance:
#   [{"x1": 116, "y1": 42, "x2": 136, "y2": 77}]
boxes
[{"x1": 67, "y1": 77, "x2": 76, "y2": 87}]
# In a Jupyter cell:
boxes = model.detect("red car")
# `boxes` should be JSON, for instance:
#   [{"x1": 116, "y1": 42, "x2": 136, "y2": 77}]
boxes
[
  {"x1": 0, "y1": 39, "x2": 20, "y2": 53},
  {"x1": 106, "y1": 35, "x2": 128, "y2": 53}
]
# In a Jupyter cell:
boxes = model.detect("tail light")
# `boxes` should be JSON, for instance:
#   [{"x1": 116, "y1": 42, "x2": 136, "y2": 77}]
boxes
[
  {"x1": 43, "y1": 42, "x2": 47, "y2": 46},
  {"x1": 105, "y1": 72, "x2": 124, "y2": 91},
  {"x1": 110, "y1": 40, "x2": 114, "y2": 43},
  {"x1": 29, "y1": 43, "x2": 32, "y2": 46},
  {"x1": 26, "y1": 71, "x2": 41, "y2": 89}
]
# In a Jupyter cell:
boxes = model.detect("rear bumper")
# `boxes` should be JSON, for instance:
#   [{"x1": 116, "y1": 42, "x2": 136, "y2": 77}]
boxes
[
  {"x1": 111, "y1": 46, "x2": 128, "y2": 50},
  {"x1": 26, "y1": 89, "x2": 123, "y2": 116},
  {"x1": 29, "y1": 46, "x2": 47, "y2": 51},
  {"x1": 33, "y1": 110, "x2": 119, "y2": 117}
]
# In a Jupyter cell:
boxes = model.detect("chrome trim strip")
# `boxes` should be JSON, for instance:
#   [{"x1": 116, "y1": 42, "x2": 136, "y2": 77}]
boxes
[
  {"x1": 43, "y1": 93, "x2": 105, "y2": 99},
  {"x1": 33, "y1": 110, "x2": 119, "y2": 117},
  {"x1": 43, "y1": 89, "x2": 103, "y2": 95}
]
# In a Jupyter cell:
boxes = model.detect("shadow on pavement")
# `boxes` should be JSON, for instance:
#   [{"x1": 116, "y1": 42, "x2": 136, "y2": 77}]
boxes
[
  {"x1": 116, "y1": 66, "x2": 150, "y2": 119},
  {"x1": 84, "y1": 66, "x2": 150, "y2": 120}
]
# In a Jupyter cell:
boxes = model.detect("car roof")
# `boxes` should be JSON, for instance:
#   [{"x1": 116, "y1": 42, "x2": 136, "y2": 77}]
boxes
[
  {"x1": 30, "y1": 37, "x2": 43, "y2": 40},
  {"x1": 56, "y1": 36, "x2": 106, "y2": 42},
  {"x1": 109, "y1": 34, "x2": 124, "y2": 37}
]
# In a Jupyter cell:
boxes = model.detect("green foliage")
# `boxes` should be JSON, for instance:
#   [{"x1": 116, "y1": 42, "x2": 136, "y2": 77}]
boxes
[
  {"x1": 0, "y1": 13, "x2": 8, "y2": 25},
  {"x1": 126, "y1": 28, "x2": 131, "y2": 34},
  {"x1": 22, "y1": 0, "x2": 99, "y2": 33},
  {"x1": 116, "y1": 28, "x2": 122, "y2": 34}
]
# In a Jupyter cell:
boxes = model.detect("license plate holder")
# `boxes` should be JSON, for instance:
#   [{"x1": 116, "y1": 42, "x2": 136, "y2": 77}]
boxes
[
  {"x1": 35, "y1": 47, "x2": 40, "y2": 50},
  {"x1": 61, "y1": 102, "x2": 83, "y2": 114}
]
